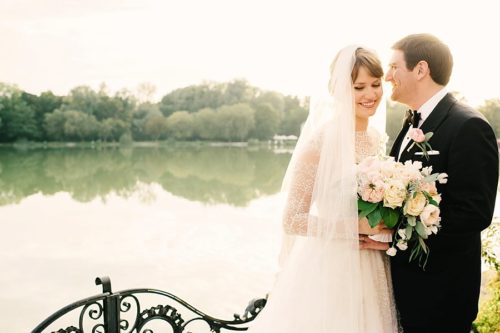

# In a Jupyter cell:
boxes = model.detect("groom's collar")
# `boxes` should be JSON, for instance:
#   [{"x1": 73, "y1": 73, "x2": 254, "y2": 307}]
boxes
[{"x1": 416, "y1": 87, "x2": 448, "y2": 127}]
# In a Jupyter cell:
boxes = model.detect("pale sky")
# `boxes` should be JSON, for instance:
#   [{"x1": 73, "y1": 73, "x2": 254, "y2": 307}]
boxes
[{"x1": 1, "y1": 0, "x2": 499, "y2": 106}]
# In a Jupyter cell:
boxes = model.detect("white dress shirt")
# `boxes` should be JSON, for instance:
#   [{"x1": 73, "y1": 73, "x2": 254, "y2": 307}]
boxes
[{"x1": 397, "y1": 88, "x2": 448, "y2": 160}]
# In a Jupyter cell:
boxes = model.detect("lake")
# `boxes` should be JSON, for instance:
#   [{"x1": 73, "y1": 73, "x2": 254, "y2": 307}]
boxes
[
  {"x1": 0, "y1": 146, "x2": 498, "y2": 332},
  {"x1": 0, "y1": 146, "x2": 292, "y2": 332}
]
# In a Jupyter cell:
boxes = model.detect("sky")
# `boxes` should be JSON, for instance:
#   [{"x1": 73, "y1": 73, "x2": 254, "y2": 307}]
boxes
[{"x1": 1, "y1": 0, "x2": 499, "y2": 106}]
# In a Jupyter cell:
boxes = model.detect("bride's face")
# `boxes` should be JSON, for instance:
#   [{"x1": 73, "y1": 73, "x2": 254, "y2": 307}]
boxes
[{"x1": 353, "y1": 66, "x2": 383, "y2": 120}]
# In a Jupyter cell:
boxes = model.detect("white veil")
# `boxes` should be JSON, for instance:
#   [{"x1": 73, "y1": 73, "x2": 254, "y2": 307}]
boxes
[{"x1": 249, "y1": 45, "x2": 363, "y2": 332}]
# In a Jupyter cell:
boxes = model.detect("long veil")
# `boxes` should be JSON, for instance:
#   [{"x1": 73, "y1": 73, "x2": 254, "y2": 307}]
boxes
[{"x1": 249, "y1": 45, "x2": 362, "y2": 332}]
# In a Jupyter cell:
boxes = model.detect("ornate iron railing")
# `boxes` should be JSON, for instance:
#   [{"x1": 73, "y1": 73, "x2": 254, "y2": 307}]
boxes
[{"x1": 32, "y1": 276, "x2": 267, "y2": 333}]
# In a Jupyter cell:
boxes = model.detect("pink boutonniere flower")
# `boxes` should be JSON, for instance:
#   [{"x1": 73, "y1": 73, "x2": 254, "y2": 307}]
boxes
[{"x1": 408, "y1": 128, "x2": 434, "y2": 161}]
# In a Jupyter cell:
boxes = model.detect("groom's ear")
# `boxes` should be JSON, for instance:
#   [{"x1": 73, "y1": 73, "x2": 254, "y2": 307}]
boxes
[{"x1": 414, "y1": 61, "x2": 430, "y2": 80}]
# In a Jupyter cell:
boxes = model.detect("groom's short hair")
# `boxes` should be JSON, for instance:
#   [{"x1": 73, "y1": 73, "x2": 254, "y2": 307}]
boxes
[{"x1": 393, "y1": 34, "x2": 453, "y2": 86}]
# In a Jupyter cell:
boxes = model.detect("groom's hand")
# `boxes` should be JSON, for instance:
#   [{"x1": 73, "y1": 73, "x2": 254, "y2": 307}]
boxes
[
  {"x1": 358, "y1": 217, "x2": 392, "y2": 235},
  {"x1": 358, "y1": 236, "x2": 390, "y2": 251}
]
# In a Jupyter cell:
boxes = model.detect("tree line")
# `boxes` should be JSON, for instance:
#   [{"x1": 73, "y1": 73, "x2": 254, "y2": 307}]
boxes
[
  {"x1": 0, "y1": 147, "x2": 290, "y2": 207},
  {"x1": 0, "y1": 80, "x2": 309, "y2": 143},
  {"x1": 1, "y1": 81, "x2": 498, "y2": 143}
]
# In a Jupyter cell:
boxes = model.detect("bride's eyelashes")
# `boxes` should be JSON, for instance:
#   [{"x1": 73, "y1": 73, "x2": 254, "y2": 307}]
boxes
[{"x1": 354, "y1": 83, "x2": 381, "y2": 91}]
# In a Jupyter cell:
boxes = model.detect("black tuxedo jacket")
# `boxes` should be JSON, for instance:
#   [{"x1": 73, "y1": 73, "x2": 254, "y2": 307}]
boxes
[{"x1": 389, "y1": 93, "x2": 498, "y2": 331}]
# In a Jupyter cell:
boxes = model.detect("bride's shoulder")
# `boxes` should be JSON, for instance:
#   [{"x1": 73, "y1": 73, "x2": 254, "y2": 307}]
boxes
[
  {"x1": 366, "y1": 127, "x2": 387, "y2": 142},
  {"x1": 366, "y1": 127, "x2": 388, "y2": 154}
]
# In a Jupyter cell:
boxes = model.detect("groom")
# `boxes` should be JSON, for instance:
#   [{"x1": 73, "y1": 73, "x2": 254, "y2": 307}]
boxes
[{"x1": 365, "y1": 34, "x2": 498, "y2": 333}]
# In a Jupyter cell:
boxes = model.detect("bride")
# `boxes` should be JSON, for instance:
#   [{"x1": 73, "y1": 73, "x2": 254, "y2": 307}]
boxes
[{"x1": 248, "y1": 46, "x2": 399, "y2": 333}]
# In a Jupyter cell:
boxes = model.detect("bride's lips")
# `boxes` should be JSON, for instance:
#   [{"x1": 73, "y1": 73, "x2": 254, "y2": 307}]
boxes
[{"x1": 359, "y1": 100, "x2": 377, "y2": 108}]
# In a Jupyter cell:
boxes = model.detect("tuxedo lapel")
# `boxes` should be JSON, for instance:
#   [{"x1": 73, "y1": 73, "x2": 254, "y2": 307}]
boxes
[
  {"x1": 390, "y1": 123, "x2": 410, "y2": 159},
  {"x1": 398, "y1": 93, "x2": 456, "y2": 162},
  {"x1": 419, "y1": 93, "x2": 456, "y2": 134}
]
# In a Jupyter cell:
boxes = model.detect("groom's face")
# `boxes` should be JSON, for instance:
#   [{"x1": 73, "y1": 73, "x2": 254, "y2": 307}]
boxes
[{"x1": 385, "y1": 50, "x2": 416, "y2": 105}]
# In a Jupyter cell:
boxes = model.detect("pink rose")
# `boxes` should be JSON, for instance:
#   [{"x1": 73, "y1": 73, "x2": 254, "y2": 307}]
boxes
[
  {"x1": 420, "y1": 204, "x2": 441, "y2": 226},
  {"x1": 420, "y1": 182, "x2": 438, "y2": 196},
  {"x1": 409, "y1": 128, "x2": 426, "y2": 143},
  {"x1": 360, "y1": 180, "x2": 385, "y2": 203}
]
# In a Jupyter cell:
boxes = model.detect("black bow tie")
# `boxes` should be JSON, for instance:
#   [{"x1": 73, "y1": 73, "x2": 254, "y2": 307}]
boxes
[{"x1": 404, "y1": 109, "x2": 421, "y2": 128}]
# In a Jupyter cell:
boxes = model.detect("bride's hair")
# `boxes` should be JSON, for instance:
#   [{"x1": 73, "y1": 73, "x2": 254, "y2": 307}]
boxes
[
  {"x1": 329, "y1": 47, "x2": 383, "y2": 94},
  {"x1": 351, "y1": 48, "x2": 383, "y2": 81}
]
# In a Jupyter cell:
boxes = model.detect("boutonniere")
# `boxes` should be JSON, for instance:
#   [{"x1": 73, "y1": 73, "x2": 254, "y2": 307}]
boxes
[{"x1": 407, "y1": 128, "x2": 434, "y2": 161}]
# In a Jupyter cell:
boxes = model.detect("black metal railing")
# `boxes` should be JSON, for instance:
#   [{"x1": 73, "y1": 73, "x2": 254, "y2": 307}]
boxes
[{"x1": 32, "y1": 276, "x2": 267, "y2": 333}]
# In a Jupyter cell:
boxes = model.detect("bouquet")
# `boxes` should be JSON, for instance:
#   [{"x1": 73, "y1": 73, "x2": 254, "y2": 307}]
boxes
[{"x1": 357, "y1": 155, "x2": 447, "y2": 268}]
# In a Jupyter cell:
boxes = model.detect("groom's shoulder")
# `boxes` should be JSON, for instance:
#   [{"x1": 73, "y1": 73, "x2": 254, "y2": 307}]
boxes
[{"x1": 447, "y1": 99, "x2": 489, "y2": 126}]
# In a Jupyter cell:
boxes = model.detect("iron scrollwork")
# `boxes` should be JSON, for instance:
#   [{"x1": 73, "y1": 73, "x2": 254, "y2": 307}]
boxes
[{"x1": 31, "y1": 276, "x2": 267, "y2": 333}]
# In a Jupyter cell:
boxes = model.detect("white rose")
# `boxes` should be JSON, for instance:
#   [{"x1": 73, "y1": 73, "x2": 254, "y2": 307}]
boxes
[
  {"x1": 420, "y1": 204, "x2": 441, "y2": 226},
  {"x1": 397, "y1": 229, "x2": 407, "y2": 240},
  {"x1": 386, "y1": 247, "x2": 397, "y2": 256},
  {"x1": 437, "y1": 173, "x2": 448, "y2": 184},
  {"x1": 421, "y1": 166, "x2": 433, "y2": 177},
  {"x1": 396, "y1": 240, "x2": 408, "y2": 251},
  {"x1": 404, "y1": 192, "x2": 427, "y2": 216},
  {"x1": 383, "y1": 180, "x2": 407, "y2": 209}
]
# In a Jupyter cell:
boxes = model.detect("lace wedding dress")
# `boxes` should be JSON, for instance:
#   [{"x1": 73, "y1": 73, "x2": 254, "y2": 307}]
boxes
[{"x1": 248, "y1": 127, "x2": 399, "y2": 333}]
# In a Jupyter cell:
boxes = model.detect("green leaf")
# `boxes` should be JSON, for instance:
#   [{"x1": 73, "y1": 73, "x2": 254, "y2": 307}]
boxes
[
  {"x1": 424, "y1": 132, "x2": 433, "y2": 140},
  {"x1": 418, "y1": 237, "x2": 428, "y2": 254},
  {"x1": 428, "y1": 197, "x2": 438, "y2": 206},
  {"x1": 423, "y1": 174, "x2": 439, "y2": 182},
  {"x1": 358, "y1": 200, "x2": 378, "y2": 218},
  {"x1": 367, "y1": 209, "x2": 382, "y2": 228},
  {"x1": 381, "y1": 207, "x2": 399, "y2": 228},
  {"x1": 415, "y1": 221, "x2": 428, "y2": 239},
  {"x1": 407, "y1": 216, "x2": 416, "y2": 227},
  {"x1": 405, "y1": 225, "x2": 413, "y2": 239},
  {"x1": 358, "y1": 200, "x2": 377, "y2": 211},
  {"x1": 409, "y1": 244, "x2": 420, "y2": 262}
]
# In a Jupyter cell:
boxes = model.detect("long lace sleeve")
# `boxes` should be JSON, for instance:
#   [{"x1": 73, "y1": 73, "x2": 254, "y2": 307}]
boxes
[{"x1": 282, "y1": 140, "x2": 320, "y2": 236}]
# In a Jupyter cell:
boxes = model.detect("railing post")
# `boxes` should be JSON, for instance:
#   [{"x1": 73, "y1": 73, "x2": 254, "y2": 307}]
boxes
[{"x1": 96, "y1": 277, "x2": 121, "y2": 333}]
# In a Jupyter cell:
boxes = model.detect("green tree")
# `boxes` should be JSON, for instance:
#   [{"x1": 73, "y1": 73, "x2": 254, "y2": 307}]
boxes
[
  {"x1": 478, "y1": 98, "x2": 500, "y2": 138},
  {"x1": 131, "y1": 102, "x2": 161, "y2": 140},
  {"x1": 99, "y1": 118, "x2": 129, "y2": 141},
  {"x1": 143, "y1": 114, "x2": 168, "y2": 141},
  {"x1": 279, "y1": 107, "x2": 308, "y2": 136},
  {"x1": 21, "y1": 91, "x2": 63, "y2": 140},
  {"x1": 166, "y1": 111, "x2": 195, "y2": 140},
  {"x1": 215, "y1": 103, "x2": 255, "y2": 141},
  {"x1": 222, "y1": 79, "x2": 256, "y2": 105},
  {"x1": 44, "y1": 109, "x2": 67, "y2": 141},
  {"x1": 63, "y1": 110, "x2": 99, "y2": 141},
  {"x1": 62, "y1": 86, "x2": 99, "y2": 117},
  {"x1": 0, "y1": 85, "x2": 39, "y2": 141},
  {"x1": 254, "y1": 91, "x2": 285, "y2": 113},
  {"x1": 386, "y1": 101, "x2": 407, "y2": 149},
  {"x1": 193, "y1": 107, "x2": 218, "y2": 140},
  {"x1": 250, "y1": 103, "x2": 282, "y2": 140},
  {"x1": 159, "y1": 83, "x2": 224, "y2": 117}
]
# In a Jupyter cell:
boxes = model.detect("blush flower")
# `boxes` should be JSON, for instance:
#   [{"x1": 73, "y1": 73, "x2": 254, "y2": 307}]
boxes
[
  {"x1": 383, "y1": 180, "x2": 407, "y2": 209},
  {"x1": 386, "y1": 247, "x2": 397, "y2": 256},
  {"x1": 420, "y1": 204, "x2": 441, "y2": 227},
  {"x1": 360, "y1": 180, "x2": 385, "y2": 203},
  {"x1": 409, "y1": 128, "x2": 426, "y2": 143},
  {"x1": 404, "y1": 192, "x2": 427, "y2": 216}
]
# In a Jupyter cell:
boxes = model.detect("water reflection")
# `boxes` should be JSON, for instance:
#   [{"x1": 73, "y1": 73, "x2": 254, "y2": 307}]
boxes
[{"x1": 0, "y1": 147, "x2": 291, "y2": 206}]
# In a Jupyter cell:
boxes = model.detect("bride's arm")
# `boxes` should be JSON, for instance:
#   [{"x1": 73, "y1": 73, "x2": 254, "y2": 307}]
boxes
[{"x1": 282, "y1": 147, "x2": 320, "y2": 236}]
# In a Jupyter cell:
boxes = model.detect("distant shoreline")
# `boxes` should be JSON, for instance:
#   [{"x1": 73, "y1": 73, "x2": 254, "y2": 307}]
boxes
[{"x1": 0, "y1": 139, "x2": 298, "y2": 149}]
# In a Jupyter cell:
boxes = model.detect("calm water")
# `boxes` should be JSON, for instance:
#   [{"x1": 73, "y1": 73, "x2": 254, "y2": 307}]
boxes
[
  {"x1": 0, "y1": 146, "x2": 291, "y2": 332},
  {"x1": 1, "y1": 146, "x2": 498, "y2": 332}
]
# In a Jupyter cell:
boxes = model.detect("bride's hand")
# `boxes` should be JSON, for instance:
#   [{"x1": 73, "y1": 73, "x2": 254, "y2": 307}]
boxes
[
  {"x1": 359, "y1": 236, "x2": 390, "y2": 251},
  {"x1": 358, "y1": 217, "x2": 392, "y2": 235}
]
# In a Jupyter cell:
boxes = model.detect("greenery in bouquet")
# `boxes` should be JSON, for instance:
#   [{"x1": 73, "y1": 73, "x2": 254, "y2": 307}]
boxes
[{"x1": 357, "y1": 156, "x2": 448, "y2": 268}]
